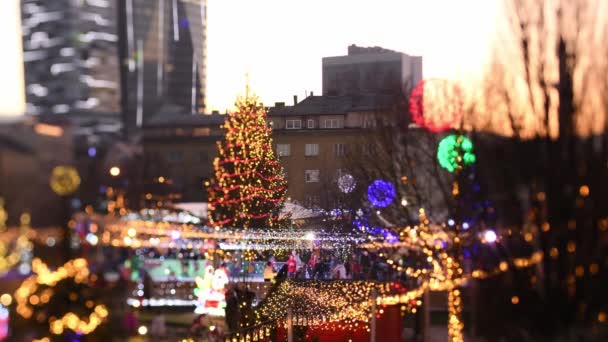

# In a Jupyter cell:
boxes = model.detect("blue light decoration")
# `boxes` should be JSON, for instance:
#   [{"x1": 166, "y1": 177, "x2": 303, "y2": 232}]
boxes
[
  {"x1": 367, "y1": 180, "x2": 396, "y2": 208},
  {"x1": 330, "y1": 209, "x2": 342, "y2": 217},
  {"x1": 384, "y1": 231, "x2": 399, "y2": 244},
  {"x1": 87, "y1": 147, "x2": 97, "y2": 157}
]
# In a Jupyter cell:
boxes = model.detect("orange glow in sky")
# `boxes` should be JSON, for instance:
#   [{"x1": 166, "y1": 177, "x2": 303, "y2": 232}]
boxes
[
  {"x1": 206, "y1": 0, "x2": 500, "y2": 112},
  {"x1": 0, "y1": 0, "x2": 500, "y2": 117}
]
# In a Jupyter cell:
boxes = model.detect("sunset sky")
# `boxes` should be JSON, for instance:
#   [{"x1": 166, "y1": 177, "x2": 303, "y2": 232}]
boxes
[
  {"x1": 0, "y1": 0, "x2": 501, "y2": 116},
  {"x1": 206, "y1": 0, "x2": 501, "y2": 111}
]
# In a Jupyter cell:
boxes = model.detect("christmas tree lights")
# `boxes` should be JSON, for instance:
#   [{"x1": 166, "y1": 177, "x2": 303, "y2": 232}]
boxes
[{"x1": 207, "y1": 95, "x2": 287, "y2": 229}]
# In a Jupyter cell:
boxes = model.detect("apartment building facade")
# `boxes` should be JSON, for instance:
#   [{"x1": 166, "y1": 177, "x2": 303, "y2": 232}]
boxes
[
  {"x1": 141, "y1": 45, "x2": 420, "y2": 208},
  {"x1": 267, "y1": 94, "x2": 396, "y2": 208},
  {"x1": 140, "y1": 93, "x2": 396, "y2": 206}
]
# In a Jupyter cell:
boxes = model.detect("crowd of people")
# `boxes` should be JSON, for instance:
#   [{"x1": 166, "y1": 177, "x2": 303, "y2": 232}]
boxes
[{"x1": 263, "y1": 250, "x2": 383, "y2": 282}]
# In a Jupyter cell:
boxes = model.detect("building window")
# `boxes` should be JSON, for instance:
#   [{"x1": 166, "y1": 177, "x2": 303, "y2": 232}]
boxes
[
  {"x1": 305, "y1": 195, "x2": 319, "y2": 208},
  {"x1": 276, "y1": 144, "x2": 291, "y2": 157},
  {"x1": 167, "y1": 151, "x2": 183, "y2": 163},
  {"x1": 307, "y1": 119, "x2": 315, "y2": 128},
  {"x1": 322, "y1": 119, "x2": 343, "y2": 129},
  {"x1": 362, "y1": 143, "x2": 376, "y2": 156},
  {"x1": 305, "y1": 170, "x2": 320, "y2": 183},
  {"x1": 286, "y1": 119, "x2": 302, "y2": 129},
  {"x1": 334, "y1": 143, "x2": 347, "y2": 157},
  {"x1": 193, "y1": 127, "x2": 210, "y2": 136},
  {"x1": 304, "y1": 143, "x2": 319, "y2": 156},
  {"x1": 362, "y1": 117, "x2": 376, "y2": 128}
]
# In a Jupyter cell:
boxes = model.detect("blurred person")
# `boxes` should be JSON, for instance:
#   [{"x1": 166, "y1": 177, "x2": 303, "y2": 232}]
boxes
[
  {"x1": 149, "y1": 311, "x2": 167, "y2": 338},
  {"x1": 329, "y1": 255, "x2": 338, "y2": 273},
  {"x1": 350, "y1": 259, "x2": 362, "y2": 280},
  {"x1": 225, "y1": 284, "x2": 240, "y2": 332},
  {"x1": 333, "y1": 262, "x2": 347, "y2": 279},
  {"x1": 307, "y1": 253, "x2": 319, "y2": 279},
  {"x1": 287, "y1": 254, "x2": 297, "y2": 279},
  {"x1": 263, "y1": 261, "x2": 275, "y2": 282},
  {"x1": 268, "y1": 252, "x2": 276, "y2": 266},
  {"x1": 123, "y1": 309, "x2": 138, "y2": 335},
  {"x1": 291, "y1": 250, "x2": 303, "y2": 277}
]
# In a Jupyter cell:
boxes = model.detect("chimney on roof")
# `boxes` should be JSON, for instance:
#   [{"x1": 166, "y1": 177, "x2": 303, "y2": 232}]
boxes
[
  {"x1": 211, "y1": 110, "x2": 219, "y2": 115},
  {"x1": 310, "y1": 91, "x2": 313, "y2": 97},
  {"x1": 348, "y1": 44, "x2": 358, "y2": 55},
  {"x1": 293, "y1": 95, "x2": 298, "y2": 105},
  {"x1": 275, "y1": 102, "x2": 285, "y2": 107}
]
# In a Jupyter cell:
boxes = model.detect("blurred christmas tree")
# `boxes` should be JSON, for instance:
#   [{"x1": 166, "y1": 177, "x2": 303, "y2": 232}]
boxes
[{"x1": 207, "y1": 95, "x2": 287, "y2": 229}]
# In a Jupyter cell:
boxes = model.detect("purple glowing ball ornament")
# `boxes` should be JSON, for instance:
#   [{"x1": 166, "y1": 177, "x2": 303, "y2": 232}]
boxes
[{"x1": 367, "y1": 180, "x2": 396, "y2": 208}]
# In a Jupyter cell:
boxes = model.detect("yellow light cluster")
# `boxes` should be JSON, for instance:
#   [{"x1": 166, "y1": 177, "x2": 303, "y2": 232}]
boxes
[
  {"x1": 447, "y1": 288, "x2": 464, "y2": 342},
  {"x1": 223, "y1": 325, "x2": 272, "y2": 342},
  {"x1": 0, "y1": 203, "x2": 33, "y2": 274},
  {"x1": 14, "y1": 258, "x2": 107, "y2": 336},
  {"x1": 256, "y1": 280, "x2": 419, "y2": 332},
  {"x1": 471, "y1": 252, "x2": 544, "y2": 279},
  {"x1": 49, "y1": 305, "x2": 108, "y2": 335},
  {"x1": 49, "y1": 166, "x2": 81, "y2": 196}
]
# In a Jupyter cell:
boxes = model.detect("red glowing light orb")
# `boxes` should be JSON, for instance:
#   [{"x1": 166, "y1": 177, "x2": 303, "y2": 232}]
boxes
[{"x1": 408, "y1": 79, "x2": 464, "y2": 132}]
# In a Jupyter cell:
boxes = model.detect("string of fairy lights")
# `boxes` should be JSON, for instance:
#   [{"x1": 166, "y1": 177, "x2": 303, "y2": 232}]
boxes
[
  {"x1": 88, "y1": 215, "x2": 369, "y2": 251},
  {"x1": 219, "y1": 280, "x2": 421, "y2": 341},
  {"x1": 13, "y1": 258, "x2": 108, "y2": 338}
]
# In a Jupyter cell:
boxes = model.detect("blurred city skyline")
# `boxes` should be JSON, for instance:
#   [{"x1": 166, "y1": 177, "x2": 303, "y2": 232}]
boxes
[{"x1": 0, "y1": 0, "x2": 499, "y2": 117}]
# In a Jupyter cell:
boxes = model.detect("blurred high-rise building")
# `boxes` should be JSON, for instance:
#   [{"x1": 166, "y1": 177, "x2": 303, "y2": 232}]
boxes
[
  {"x1": 20, "y1": 0, "x2": 207, "y2": 137},
  {"x1": 119, "y1": 0, "x2": 207, "y2": 136},
  {"x1": 322, "y1": 44, "x2": 422, "y2": 96},
  {"x1": 20, "y1": 0, "x2": 121, "y2": 116}
]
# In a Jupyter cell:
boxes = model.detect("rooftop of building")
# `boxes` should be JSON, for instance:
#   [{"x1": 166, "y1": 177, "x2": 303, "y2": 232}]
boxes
[
  {"x1": 267, "y1": 94, "x2": 398, "y2": 116},
  {"x1": 145, "y1": 113, "x2": 226, "y2": 127},
  {"x1": 322, "y1": 44, "x2": 421, "y2": 64}
]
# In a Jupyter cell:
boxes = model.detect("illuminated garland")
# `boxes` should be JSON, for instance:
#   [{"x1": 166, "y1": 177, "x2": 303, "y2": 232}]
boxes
[
  {"x1": 14, "y1": 258, "x2": 108, "y2": 337},
  {"x1": 93, "y1": 218, "x2": 368, "y2": 251},
  {"x1": 448, "y1": 288, "x2": 463, "y2": 342},
  {"x1": 207, "y1": 95, "x2": 287, "y2": 229},
  {"x1": 254, "y1": 280, "x2": 420, "y2": 329}
]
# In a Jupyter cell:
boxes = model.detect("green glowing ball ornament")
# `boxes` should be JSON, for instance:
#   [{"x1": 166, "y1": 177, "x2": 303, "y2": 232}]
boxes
[{"x1": 437, "y1": 135, "x2": 476, "y2": 173}]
